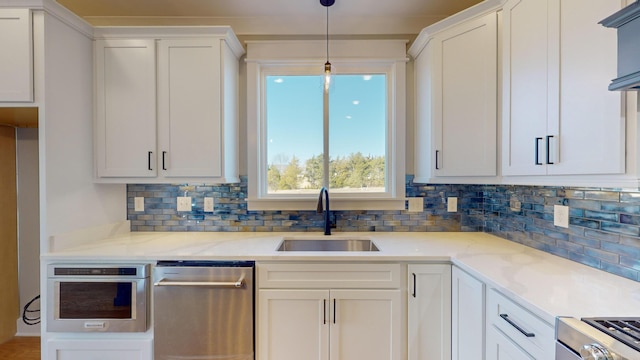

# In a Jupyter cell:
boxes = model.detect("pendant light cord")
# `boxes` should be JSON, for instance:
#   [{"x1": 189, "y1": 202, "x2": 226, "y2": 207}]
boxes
[{"x1": 326, "y1": 5, "x2": 329, "y2": 63}]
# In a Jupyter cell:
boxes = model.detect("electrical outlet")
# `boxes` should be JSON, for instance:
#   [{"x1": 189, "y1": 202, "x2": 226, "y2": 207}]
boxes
[
  {"x1": 554, "y1": 205, "x2": 569, "y2": 228},
  {"x1": 447, "y1": 197, "x2": 457, "y2": 212},
  {"x1": 407, "y1": 198, "x2": 423, "y2": 212},
  {"x1": 177, "y1": 197, "x2": 192, "y2": 212},
  {"x1": 134, "y1": 197, "x2": 144, "y2": 212},
  {"x1": 204, "y1": 197, "x2": 214, "y2": 212}
]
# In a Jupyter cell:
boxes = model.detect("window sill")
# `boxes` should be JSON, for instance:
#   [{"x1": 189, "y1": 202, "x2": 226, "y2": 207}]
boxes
[{"x1": 246, "y1": 198, "x2": 406, "y2": 211}]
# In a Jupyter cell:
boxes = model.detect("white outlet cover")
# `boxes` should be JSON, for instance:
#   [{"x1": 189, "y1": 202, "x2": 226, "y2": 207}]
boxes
[
  {"x1": 204, "y1": 197, "x2": 214, "y2": 212},
  {"x1": 134, "y1": 197, "x2": 144, "y2": 212},
  {"x1": 554, "y1": 205, "x2": 569, "y2": 228},
  {"x1": 447, "y1": 197, "x2": 458, "y2": 212},
  {"x1": 407, "y1": 198, "x2": 423, "y2": 212},
  {"x1": 177, "y1": 197, "x2": 192, "y2": 212}
]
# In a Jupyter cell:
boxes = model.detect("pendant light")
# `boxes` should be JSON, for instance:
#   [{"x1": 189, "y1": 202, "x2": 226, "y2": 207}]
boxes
[{"x1": 320, "y1": 0, "x2": 335, "y2": 90}]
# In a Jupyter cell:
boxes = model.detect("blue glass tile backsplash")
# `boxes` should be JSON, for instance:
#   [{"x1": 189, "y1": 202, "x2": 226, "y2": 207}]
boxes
[{"x1": 127, "y1": 176, "x2": 640, "y2": 281}]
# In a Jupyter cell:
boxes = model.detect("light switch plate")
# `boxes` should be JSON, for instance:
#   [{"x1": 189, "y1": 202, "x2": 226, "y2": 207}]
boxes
[
  {"x1": 204, "y1": 197, "x2": 214, "y2": 212},
  {"x1": 447, "y1": 197, "x2": 457, "y2": 212},
  {"x1": 134, "y1": 197, "x2": 144, "y2": 212},
  {"x1": 407, "y1": 198, "x2": 423, "y2": 212},
  {"x1": 177, "y1": 197, "x2": 192, "y2": 212},
  {"x1": 554, "y1": 205, "x2": 569, "y2": 228}
]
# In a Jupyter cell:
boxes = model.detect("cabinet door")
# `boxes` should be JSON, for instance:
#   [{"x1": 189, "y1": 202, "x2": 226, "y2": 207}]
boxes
[
  {"x1": 452, "y1": 266, "x2": 485, "y2": 360},
  {"x1": 433, "y1": 12, "x2": 497, "y2": 177},
  {"x1": 157, "y1": 39, "x2": 223, "y2": 178},
  {"x1": 330, "y1": 289, "x2": 401, "y2": 360},
  {"x1": 501, "y1": 0, "x2": 550, "y2": 176},
  {"x1": 486, "y1": 327, "x2": 534, "y2": 360},
  {"x1": 0, "y1": 9, "x2": 33, "y2": 102},
  {"x1": 95, "y1": 39, "x2": 157, "y2": 178},
  {"x1": 47, "y1": 338, "x2": 152, "y2": 360},
  {"x1": 258, "y1": 289, "x2": 329, "y2": 360},
  {"x1": 407, "y1": 264, "x2": 451, "y2": 360},
  {"x1": 548, "y1": 0, "x2": 624, "y2": 175}
]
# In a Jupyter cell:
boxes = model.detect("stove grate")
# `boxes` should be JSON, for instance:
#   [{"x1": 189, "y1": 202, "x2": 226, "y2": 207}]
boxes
[{"x1": 583, "y1": 317, "x2": 640, "y2": 352}]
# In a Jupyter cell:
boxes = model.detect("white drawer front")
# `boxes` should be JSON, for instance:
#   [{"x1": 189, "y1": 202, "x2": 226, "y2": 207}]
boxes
[
  {"x1": 257, "y1": 263, "x2": 401, "y2": 289},
  {"x1": 486, "y1": 289, "x2": 554, "y2": 359}
]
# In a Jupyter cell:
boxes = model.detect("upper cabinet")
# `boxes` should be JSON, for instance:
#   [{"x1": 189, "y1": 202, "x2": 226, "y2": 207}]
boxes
[
  {"x1": 0, "y1": 9, "x2": 33, "y2": 102},
  {"x1": 502, "y1": 0, "x2": 625, "y2": 177},
  {"x1": 411, "y1": 9, "x2": 498, "y2": 183},
  {"x1": 94, "y1": 27, "x2": 244, "y2": 183}
]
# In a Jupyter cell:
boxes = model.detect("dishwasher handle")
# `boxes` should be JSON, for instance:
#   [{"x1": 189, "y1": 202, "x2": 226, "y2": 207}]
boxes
[{"x1": 154, "y1": 278, "x2": 245, "y2": 288}]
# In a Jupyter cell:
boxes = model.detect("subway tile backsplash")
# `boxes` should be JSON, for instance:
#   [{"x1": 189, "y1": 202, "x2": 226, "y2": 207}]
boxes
[{"x1": 127, "y1": 176, "x2": 640, "y2": 282}]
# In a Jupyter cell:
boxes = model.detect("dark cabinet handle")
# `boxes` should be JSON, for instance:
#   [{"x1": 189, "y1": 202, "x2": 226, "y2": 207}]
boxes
[
  {"x1": 535, "y1": 138, "x2": 543, "y2": 165},
  {"x1": 412, "y1": 273, "x2": 416, "y2": 298},
  {"x1": 323, "y1": 299, "x2": 327, "y2": 324},
  {"x1": 333, "y1": 298, "x2": 336, "y2": 324},
  {"x1": 500, "y1": 313, "x2": 535, "y2": 338},
  {"x1": 546, "y1": 135, "x2": 554, "y2": 165},
  {"x1": 148, "y1": 151, "x2": 153, "y2": 171},
  {"x1": 435, "y1": 150, "x2": 440, "y2": 170},
  {"x1": 162, "y1": 151, "x2": 167, "y2": 170}
]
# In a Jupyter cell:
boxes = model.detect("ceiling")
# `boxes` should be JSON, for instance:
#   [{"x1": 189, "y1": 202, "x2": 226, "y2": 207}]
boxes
[{"x1": 55, "y1": 0, "x2": 484, "y2": 36}]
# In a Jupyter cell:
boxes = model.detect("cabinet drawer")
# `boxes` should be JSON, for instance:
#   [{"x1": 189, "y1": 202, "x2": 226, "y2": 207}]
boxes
[
  {"x1": 486, "y1": 289, "x2": 554, "y2": 359},
  {"x1": 47, "y1": 338, "x2": 152, "y2": 360},
  {"x1": 257, "y1": 263, "x2": 401, "y2": 289}
]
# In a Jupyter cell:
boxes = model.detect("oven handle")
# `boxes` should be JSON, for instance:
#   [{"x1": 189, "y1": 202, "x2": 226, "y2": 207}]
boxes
[
  {"x1": 154, "y1": 278, "x2": 244, "y2": 288},
  {"x1": 500, "y1": 313, "x2": 535, "y2": 338}
]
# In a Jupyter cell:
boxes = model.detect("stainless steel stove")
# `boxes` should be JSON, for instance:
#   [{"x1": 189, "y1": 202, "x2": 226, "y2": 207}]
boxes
[{"x1": 556, "y1": 317, "x2": 640, "y2": 359}]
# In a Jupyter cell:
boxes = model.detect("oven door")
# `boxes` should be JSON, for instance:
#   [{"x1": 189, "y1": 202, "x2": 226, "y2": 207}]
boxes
[{"x1": 47, "y1": 277, "x2": 148, "y2": 332}]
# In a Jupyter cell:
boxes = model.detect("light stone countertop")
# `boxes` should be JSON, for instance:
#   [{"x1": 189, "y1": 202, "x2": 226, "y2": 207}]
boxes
[{"x1": 42, "y1": 230, "x2": 640, "y2": 325}]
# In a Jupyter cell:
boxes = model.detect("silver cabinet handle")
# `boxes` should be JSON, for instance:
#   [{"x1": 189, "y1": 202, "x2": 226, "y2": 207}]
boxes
[
  {"x1": 154, "y1": 278, "x2": 244, "y2": 288},
  {"x1": 499, "y1": 313, "x2": 535, "y2": 338}
]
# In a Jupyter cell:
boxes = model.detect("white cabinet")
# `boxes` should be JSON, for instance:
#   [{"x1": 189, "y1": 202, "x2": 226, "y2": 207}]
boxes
[
  {"x1": 0, "y1": 9, "x2": 33, "y2": 102},
  {"x1": 95, "y1": 39, "x2": 156, "y2": 178},
  {"x1": 47, "y1": 338, "x2": 152, "y2": 360},
  {"x1": 259, "y1": 289, "x2": 328, "y2": 360},
  {"x1": 486, "y1": 328, "x2": 534, "y2": 360},
  {"x1": 485, "y1": 289, "x2": 554, "y2": 360},
  {"x1": 452, "y1": 266, "x2": 485, "y2": 360},
  {"x1": 257, "y1": 263, "x2": 402, "y2": 360},
  {"x1": 407, "y1": 264, "x2": 451, "y2": 360},
  {"x1": 411, "y1": 11, "x2": 497, "y2": 182},
  {"x1": 502, "y1": 0, "x2": 625, "y2": 177},
  {"x1": 94, "y1": 27, "x2": 243, "y2": 183}
]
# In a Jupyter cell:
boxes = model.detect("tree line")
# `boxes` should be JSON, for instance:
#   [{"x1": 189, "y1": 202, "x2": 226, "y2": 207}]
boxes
[{"x1": 268, "y1": 152, "x2": 385, "y2": 191}]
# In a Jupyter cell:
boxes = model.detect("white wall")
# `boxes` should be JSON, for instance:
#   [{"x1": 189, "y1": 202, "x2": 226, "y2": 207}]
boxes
[
  {"x1": 40, "y1": 12, "x2": 125, "y2": 248},
  {"x1": 16, "y1": 127, "x2": 40, "y2": 336}
]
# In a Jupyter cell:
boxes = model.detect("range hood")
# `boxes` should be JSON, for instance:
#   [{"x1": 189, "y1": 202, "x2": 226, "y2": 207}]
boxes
[{"x1": 600, "y1": 1, "x2": 640, "y2": 91}]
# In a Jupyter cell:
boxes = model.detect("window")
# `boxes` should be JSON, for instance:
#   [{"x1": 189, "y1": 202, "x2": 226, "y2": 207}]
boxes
[{"x1": 246, "y1": 40, "x2": 407, "y2": 210}]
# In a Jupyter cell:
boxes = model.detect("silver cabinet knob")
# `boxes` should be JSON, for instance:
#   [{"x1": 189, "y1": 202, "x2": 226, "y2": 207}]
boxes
[{"x1": 579, "y1": 343, "x2": 613, "y2": 360}]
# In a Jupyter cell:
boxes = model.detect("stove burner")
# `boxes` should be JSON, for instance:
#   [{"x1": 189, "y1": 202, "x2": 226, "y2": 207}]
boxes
[{"x1": 582, "y1": 317, "x2": 640, "y2": 352}]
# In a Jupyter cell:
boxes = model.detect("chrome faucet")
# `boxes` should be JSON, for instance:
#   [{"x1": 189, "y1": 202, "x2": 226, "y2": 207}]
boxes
[{"x1": 317, "y1": 187, "x2": 332, "y2": 235}]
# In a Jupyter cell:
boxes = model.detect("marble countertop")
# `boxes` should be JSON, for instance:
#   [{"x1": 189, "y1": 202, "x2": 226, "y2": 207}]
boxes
[{"x1": 43, "y1": 230, "x2": 640, "y2": 325}]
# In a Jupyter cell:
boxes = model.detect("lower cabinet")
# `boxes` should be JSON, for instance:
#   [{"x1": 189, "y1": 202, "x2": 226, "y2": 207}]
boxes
[
  {"x1": 407, "y1": 264, "x2": 452, "y2": 360},
  {"x1": 256, "y1": 263, "x2": 402, "y2": 360},
  {"x1": 452, "y1": 266, "x2": 485, "y2": 360},
  {"x1": 485, "y1": 289, "x2": 554, "y2": 359},
  {"x1": 486, "y1": 327, "x2": 535, "y2": 360},
  {"x1": 47, "y1": 338, "x2": 152, "y2": 360}
]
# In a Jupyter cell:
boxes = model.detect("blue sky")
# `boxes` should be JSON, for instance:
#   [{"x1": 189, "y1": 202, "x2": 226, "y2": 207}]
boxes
[{"x1": 266, "y1": 74, "x2": 386, "y2": 165}]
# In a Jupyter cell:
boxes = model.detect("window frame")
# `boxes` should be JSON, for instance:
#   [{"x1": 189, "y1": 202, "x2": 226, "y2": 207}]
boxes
[{"x1": 246, "y1": 40, "x2": 407, "y2": 211}]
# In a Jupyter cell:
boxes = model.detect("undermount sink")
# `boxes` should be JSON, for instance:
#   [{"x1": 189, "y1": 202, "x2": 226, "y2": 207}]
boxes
[{"x1": 276, "y1": 237, "x2": 380, "y2": 252}]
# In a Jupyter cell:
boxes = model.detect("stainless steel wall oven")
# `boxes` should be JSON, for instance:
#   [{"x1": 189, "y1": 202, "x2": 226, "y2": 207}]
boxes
[{"x1": 46, "y1": 264, "x2": 150, "y2": 332}]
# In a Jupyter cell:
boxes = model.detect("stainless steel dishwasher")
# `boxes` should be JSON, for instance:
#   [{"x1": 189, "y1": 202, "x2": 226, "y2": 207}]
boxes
[{"x1": 153, "y1": 260, "x2": 255, "y2": 360}]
